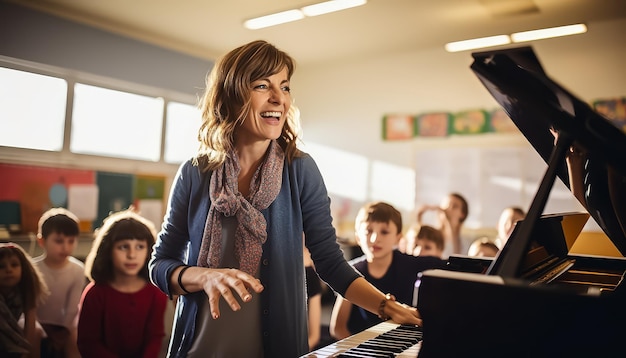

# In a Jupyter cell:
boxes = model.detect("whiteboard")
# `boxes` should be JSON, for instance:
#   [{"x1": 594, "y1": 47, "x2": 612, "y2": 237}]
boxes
[{"x1": 414, "y1": 144, "x2": 589, "y2": 230}]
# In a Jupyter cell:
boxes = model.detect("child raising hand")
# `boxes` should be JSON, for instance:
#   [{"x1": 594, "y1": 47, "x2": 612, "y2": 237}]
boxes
[
  {"x1": 0, "y1": 243, "x2": 49, "y2": 358},
  {"x1": 77, "y1": 209, "x2": 167, "y2": 358}
]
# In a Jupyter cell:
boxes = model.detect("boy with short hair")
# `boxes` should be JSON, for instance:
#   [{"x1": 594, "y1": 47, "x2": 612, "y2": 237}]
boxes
[
  {"x1": 400, "y1": 224, "x2": 445, "y2": 258},
  {"x1": 329, "y1": 202, "x2": 446, "y2": 340},
  {"x1": 414, "y1": 225, "x2": 445, "y2": 258},
  {"x1": 468, "y1": 236, "x2": 500, "y2": 258},
  {"x1": 33, "y1": 207, "x2": 86, "y2": 358}
]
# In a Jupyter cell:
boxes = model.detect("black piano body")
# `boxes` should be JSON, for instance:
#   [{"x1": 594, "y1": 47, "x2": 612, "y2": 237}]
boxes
[
  {"x1": 418, "y1": 217, "x2": 626, "y2": 358},
  {"x1": 416, "y1": 46, "x2": 626, "y2": 358}
]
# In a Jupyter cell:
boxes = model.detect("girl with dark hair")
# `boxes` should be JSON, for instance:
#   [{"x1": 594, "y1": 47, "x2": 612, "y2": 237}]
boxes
[
  {"x1": 0, "y1": 243, "x2": 48, "y2": 357},
  {"x1": 77, "y1": 209, "x2": 167, "y2": 358}
]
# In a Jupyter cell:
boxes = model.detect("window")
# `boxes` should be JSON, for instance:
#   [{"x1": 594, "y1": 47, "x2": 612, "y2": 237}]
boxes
[
  {"x1": 0, "y1": 67, "x2": 67, "y2": 151},
  {"x1": 70, "y1": 83, "x2": 164, "y2": 161},
  {"x1": 164, "y1": 101, "x2": 202, "y2": 164}
]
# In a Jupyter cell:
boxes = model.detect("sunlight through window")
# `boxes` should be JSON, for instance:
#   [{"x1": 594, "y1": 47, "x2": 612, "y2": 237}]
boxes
[
  {"x1": 164, "y1": 102, "x2": 202, "y2": 164},
  {"x1": 370, "y1": 161, "x2": 415, "y2": 211},
  {"x1": 70, "y1": 84, "x2": 164, "y2": 161},
  {"x1": 0, "y1": 67, "x2": 67, "y2": 151},
  {"x1": 302, "y1": 142, "x2": 368, "y2": 202}
]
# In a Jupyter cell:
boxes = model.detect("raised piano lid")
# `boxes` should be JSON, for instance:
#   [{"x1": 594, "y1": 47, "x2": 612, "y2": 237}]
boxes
[
  {"x1": 469, "y1": 46, "x2": 626, "y2": 278},
  {"x1": 415, "y1": 47, "x2": 626, "y2": 358}
]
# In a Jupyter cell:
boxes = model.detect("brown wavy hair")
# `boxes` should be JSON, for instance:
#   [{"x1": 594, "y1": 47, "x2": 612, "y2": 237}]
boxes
[
  {"x1": 84, "y1": 209, "x2": 157, "y2": 283},
  {"x1": 0, "y1": 243, "x2": 49, "y2": 309},
  {"x1": 194, "y1": 40, "x2": 301, "y2": 172}
]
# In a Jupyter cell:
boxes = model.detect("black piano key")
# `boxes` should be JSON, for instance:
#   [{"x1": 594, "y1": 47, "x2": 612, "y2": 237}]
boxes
[
  {"x1": 358, "y1": 342, "x2": 404, "y2": 353},
  {"x1": 335, "y1": 324, "x2": 424, "y2": 358},
  {"x1": 396, "y1": 324, "x2": 422, "y2": 332},
  {"x1": 382, "y1": 326, "x2": 421, "y2": 338},
  {"x1": 377, "y1": 332, "x2": 419, "y2": 342},
  {"x1": 309, "y1": 323, "x2": 423, "y2": 358},
  {"x1": 339, "y1": 347, "x2": 395, "y2": 357},
  {"x1": 337, "y1": 352, "x2": 391, "y2": 358},
  {"x1": 364, "y1": 337, "x2": 412, "y2": 349},
  {"x1": 366, "y1": 339, "x2": 405, "y2": 346},
  {"x1": 377, "y1": 332, "x2": 421, "y2": 345}
]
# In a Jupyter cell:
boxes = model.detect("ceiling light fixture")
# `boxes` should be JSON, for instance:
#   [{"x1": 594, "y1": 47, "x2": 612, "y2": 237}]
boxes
[
  {"x1": 244, "y1": 10, "x2": 305, "y2": 30},
  {"x1": 445, "y1": 35, "x2": 511, "y2": 53},
  {"x1": 445, "y1": 23, "x2": 587, "y2": 52},
  {"x1": 302, "y1": 0, "x2": 367, "y2": 17},
  {"x1": 511, "y1": 23, "x2": 587, "y2": 42},
  {"x1": 244, "y1": 0, "x2": 367, "y2": 30}
]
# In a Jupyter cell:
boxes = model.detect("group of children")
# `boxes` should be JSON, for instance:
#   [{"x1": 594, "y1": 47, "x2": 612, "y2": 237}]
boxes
[
  {"x1": 322, "y1": 196, "x2": 527, "y2": 342},
  {"x1": 0, "y1": 207, "x2": 167, "y2": 358},
  {"x1": 399, "y1": 194, "x2": 527, "y2": 261},
  {"x1": 2, "y1": 196, "x2": 526, "y2": 356}
]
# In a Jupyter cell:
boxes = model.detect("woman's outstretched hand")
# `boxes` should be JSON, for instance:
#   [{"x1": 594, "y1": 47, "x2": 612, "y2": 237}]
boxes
[{"x1": 199, "y1": 268, "x2": 264, "y2": 319}]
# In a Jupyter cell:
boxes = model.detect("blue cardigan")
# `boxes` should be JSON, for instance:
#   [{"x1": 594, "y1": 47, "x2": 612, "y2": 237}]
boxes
[{"x1": 149, "y1": 153, "x2": 361, "y2": 357}]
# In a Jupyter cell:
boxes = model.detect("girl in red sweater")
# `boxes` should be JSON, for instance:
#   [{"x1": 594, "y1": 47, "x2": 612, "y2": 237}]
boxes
[{"x1": 77, "y1": 209, "x2": 167, "y2": 358}]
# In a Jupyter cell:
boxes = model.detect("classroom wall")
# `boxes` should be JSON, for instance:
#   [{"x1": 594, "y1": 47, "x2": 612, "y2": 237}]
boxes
[
  {"x1": 0, "y1": 2, "x2": 213, "y2": 97},
  {"x1": 1, "y1": 2, "x2": 625, "y2": 243},
  {"x1": 294, "y1": 17, "x2": 626, "y2": 235}
]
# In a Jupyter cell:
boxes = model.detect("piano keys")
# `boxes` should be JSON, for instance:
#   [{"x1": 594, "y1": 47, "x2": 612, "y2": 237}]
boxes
[{"x1": 301, "y1": 322, "x2": 422, "y2": 358}]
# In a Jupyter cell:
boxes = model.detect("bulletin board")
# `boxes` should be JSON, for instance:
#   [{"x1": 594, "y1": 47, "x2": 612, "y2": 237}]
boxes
[
  {"x1": 0, "y1": 163, "x2": 94, "y2": 233},
  {"x1": 0, "y1": 163, "x2": 166, "y2": 235}
]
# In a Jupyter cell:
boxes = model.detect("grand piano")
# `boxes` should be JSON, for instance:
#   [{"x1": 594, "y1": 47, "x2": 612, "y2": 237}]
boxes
[
  {"x1": 416, "y1": 46, "x2": 626, "y2": 357},
  {"x1": 304, "y1": 46, "x2": 626, "y2": 357}
]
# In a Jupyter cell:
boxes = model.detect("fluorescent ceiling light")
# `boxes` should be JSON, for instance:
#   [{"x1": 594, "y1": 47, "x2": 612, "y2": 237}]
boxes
[
  {"x1": 511, "y1": 23, "x2": 587, "y2": 42},
  {"x1": 445, "y1": 35, "x2": 511, "y2": 52},
  {"x1": 244, "y1": 0, "x2": 367, "y2": 29},
  {"x1": 244, "y1": 9, "x2": 304, "y2": 30},
  {"x1": 302, "y1": 0, "x2": 367, "y2": 17}
]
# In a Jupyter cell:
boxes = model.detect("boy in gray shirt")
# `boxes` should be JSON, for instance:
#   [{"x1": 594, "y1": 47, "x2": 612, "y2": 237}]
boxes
[{"x1": 33, "y1": 208, "x2": 86, "y2": 358}]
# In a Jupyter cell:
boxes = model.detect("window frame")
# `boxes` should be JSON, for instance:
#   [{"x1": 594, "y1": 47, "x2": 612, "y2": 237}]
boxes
[{"x1": 0, "y1": 56, "x2": 198, "y2": 176}]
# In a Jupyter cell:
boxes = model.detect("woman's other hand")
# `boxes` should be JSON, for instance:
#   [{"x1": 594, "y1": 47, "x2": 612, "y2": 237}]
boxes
[
  {"x1": 386, "y1": 301, "x2": 423, "y2": 327},
  {"x1": 201, "y1": 268, "x2": 264, "y2": 319},
  {"x1": 175, "y1": 266, "x2": 264, "y2": 319}
]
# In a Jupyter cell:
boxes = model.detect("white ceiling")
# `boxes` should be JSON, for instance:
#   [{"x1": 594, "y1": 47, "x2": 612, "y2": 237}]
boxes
[{"x1": 14, "y1": 0, "x2": 626, "y2": 65}]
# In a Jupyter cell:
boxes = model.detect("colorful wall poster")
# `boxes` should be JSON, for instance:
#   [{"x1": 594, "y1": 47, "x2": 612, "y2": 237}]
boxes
[
  {"x1": 489, "y1": 108, "x2": 519, "y2": 133},
  {"x1": 451, "y1": 109, "x2": 489, "y2": 135},
  {"x1": 415, "y1": 112, "x2": 450, "y2": 137},
  {"x1": 382, "y1": 114, "x2": 415, "y2": 140}
]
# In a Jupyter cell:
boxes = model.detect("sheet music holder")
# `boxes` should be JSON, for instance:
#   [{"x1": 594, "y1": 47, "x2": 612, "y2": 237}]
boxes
[{"x1": 415, "y1": 46, "x2": 626, "y2": 358}]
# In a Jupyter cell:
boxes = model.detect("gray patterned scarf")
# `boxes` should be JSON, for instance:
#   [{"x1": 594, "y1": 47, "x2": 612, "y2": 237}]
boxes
[{"x1": 197, "y1": 140, "x2": 284, "y2": 275}]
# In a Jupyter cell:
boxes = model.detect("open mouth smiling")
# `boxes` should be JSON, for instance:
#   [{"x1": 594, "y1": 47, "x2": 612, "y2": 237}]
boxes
[{"x1": 260, "y1": 111, "x2": 282, "y2": 121}]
